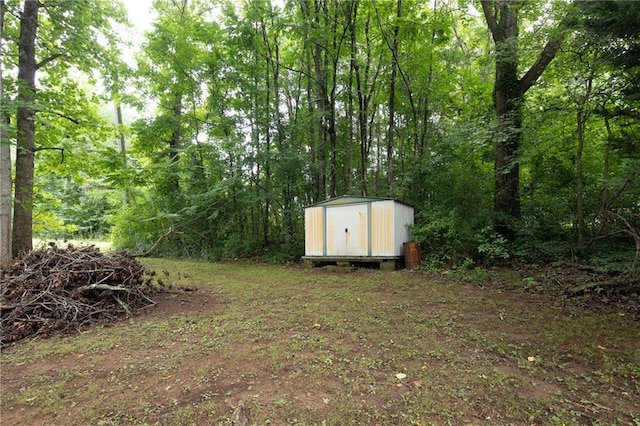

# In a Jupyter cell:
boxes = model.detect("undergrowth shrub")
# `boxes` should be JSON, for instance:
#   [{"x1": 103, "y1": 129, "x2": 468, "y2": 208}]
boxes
[{"x1": 110, "y1": 197, "x2": 166, "y2": 254}]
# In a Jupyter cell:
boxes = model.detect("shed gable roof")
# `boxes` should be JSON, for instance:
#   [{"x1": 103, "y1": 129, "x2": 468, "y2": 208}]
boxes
[{"x1": 305, "y1": 195, "x2": 412, "y2": 208}]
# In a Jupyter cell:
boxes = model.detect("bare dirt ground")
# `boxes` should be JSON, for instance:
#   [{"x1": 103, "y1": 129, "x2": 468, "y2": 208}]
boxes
[{"x1": 1, "y1": 261, "x2": 639, "y2": 425}]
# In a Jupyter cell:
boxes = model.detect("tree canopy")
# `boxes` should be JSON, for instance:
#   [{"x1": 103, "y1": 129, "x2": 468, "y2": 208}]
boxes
[{"x1": 1, "y1": 0, "x2": 638, "y2": 268}]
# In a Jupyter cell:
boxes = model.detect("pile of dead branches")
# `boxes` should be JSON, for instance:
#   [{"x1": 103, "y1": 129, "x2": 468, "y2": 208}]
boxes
[{"x1": 1, "y1": 244, "x2": 165, "y2": 347}]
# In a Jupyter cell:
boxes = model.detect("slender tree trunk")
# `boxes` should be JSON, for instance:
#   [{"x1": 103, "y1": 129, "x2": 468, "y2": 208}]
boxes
[
  {"x1": 591, "y1": 112, "x2": 621, "y2": 246},
  {"x1": 602, "y1": 114, "x2": 612, "y2": 215},
  {"x1": 386, "y1": 0, "x2": 402, "y2": 196},
  {"x1": 575, "y1": 70, "x2": 593, "y2": 248},
  {"x1": 418, "y1": 0, "x2": 438, "y2": 156},
  {"x1": 347, "y1": 51, "x2": 355, "y2": 194},
  {"x1": 354, "y1": 42, "x2": 368, "y2": 196},
  {"x1": 327, "y1": 2, "x2": 343, "y2": 198},
  {"x1": 312, "y1": 0, "x2": 329, "y2": 198},
  {"x1": 356, "y1": 78, "x2": 367, "y2": 195},
  {"x1": 302, "y1": 0, "x2": 346, "y2": 199},
  {"x1": 115, "y1": 102, "x2": 128, "y2": 205},
  {"x1": 355, "y1": 12, "x2": 374, "y2": 196},
  {"x1": 346, "y1": 1, "x2": 358, "y2": 194},
  {"x1": 251, "y1": 70, "x2": 261, "y2": 240},
  {"x1": 13, "y1": 0, "x2": 40, "y2": 256},
  {"x1": 262, "y1": 13, "x2": 293, "y2": 243},
  {"x1": 169, "y1": 93, "x2": 182, "y2": 195},
  {"x1": 263, "y1": 52, "x2": 271, "y2": 246},
  {"x1": 576, "y1": 108, "x2": 585, "y2": 247},
  {"x1": 0, "y1": 0, "x2": 12, "y2": 265},
  {"x1": 374, "y1": 0, "x2": 417, "y2": 162},
  {"x1": 0, "y1": 115, "x2": 9, "y2": 265},
  {"x1": 313, "y1": 40, "x2": 327, "y2": 199}
]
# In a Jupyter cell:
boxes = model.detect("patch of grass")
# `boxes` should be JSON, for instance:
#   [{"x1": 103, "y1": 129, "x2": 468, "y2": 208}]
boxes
[{"x1": 2, "y1": 260, "x2": 639, "y2": 425}]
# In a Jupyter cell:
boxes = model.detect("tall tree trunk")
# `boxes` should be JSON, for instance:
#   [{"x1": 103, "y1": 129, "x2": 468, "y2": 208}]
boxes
[
  {"x1": 115, "y1": 102, "x2": 128, "y2": 205},
  {"x1": 307, "y1": 0, "x2": 328, "y2": 199},
  {"x1": 575, "y1": 69, "x2": 594, "y2": 248},
  {"x1": 346, "y1": 0, "x2": 358, "y2": 194},
  {"x1": 169, "y1": 93, "x2": 182, "y2": 196},
  {"x1": 313, "y1": 43, "x2": 327, "y2": 199},
  {"x1": 0, "y1": 114, "x2": 9, "y2": 265},
  {"x1": 347, "y1": 48, "x2": 355, "y2": 194},
  {"x1": 262, "y1": 12, "x2": 290, "y2": 243},
  {"x1": 485, "y1": 0, "x2": 521, "y2": 239},
  {"x1": 418, "y1": 0, "x2": 438, "y2": 156},
  {"x1": 251, "y1": 69, "x2": 262, "y2": 238},
  {"x1": 0, "y1": 0, "x2": 12, "y2": 265},
  {"x1": 13, "y1": 0, "x2": 40, "y2": 256},
  {"x1": 386, "y1": 0, "x2": 402, "y2": 196},
  {"x1": 263, "y1": 53, "x2": 271, "y2": 246},
  {"x1": 305, "y1": 66, "x2": 320, "y2": 202},
  {"x1": 576, "y1": 108, "x2": 585, "y2": 247},
  {"x1": 327, "y1": 2, "x2": 343, "y2": 198},
  {"x1": 589, "y1": 111, "x2": 614, "y2": 247},
  {"x1": 354, "y1": 11, "x2": 376, "y2": 196},
  {"x1": 481, "y1": 0, "x2": 568, "y2": 240},
  {"x1": 601, "y1": 113, "x2": 612, "y2": 220},
  {"x1": 302, "y1": 0, "x2": 346, "y2": 199},
  {"x1": 354, "y1": 25, "x2": 368, "y2": 196}
]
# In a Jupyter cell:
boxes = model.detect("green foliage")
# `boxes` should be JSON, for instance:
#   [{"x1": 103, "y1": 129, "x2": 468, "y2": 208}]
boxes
[
  {"x1": 586, "y1": 238, "x2": 640, "y2": 273},
  {"x1": 110, "y1": 193, "x2": 166, "y2": 254},
  {"x1": 32, "y1": 190, "x2": 77, "y2": 239},
  {"x1": 412, "y1": 209, "x2": 466, "y2": 267},
  {"x1": 35, "y1": 174, "x2": 116, "y2": 240},
  {"x1": 4, "y1": 0, "x2": 638, "y2": 268},
  {"x1": 476, "y1": 227, "x2": 510, "y2": 263}
]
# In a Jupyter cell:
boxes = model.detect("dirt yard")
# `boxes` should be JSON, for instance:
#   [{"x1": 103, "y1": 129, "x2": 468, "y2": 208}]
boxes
[{"x1": 1, "y1": 260, "x2": 639, "y2": 425}]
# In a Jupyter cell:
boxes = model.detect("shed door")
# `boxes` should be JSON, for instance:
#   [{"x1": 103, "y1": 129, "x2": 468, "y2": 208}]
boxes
[{"x1": 326, "y1": 204, "x2": 368, "y2": 256}]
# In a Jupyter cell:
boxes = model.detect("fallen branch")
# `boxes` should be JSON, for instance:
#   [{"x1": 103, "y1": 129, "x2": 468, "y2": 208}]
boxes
[
  {"x1": 135, "y1": 226, "x2": 176, "y2": 257},
  {"x1": 76, "y1": 283, "x2": 131, "y2": 293},
  {"x1": 112, "y1": 294, "x2": 132, "y2": 315},
  {"x1": 570, "y1": 274, "x2": 640, "y2": 296}
]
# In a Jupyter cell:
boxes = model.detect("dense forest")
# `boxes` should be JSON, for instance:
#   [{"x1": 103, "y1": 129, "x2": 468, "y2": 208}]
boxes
[{"x1": 0, "y1": 0, "x2": 638, "y2": 269}]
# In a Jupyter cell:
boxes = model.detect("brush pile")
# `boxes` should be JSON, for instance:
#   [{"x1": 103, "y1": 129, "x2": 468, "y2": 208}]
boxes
[{"x1": 1, "y1": 244, "x2": 164, "y2": 346}]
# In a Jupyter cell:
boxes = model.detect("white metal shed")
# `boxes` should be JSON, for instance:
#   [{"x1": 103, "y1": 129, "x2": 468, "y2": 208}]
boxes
[{"x1": 303, "y1": 196, "x2": 414, "y2": 269}]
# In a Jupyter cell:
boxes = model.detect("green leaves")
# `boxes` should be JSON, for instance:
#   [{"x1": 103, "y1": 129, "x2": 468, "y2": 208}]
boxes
[{"x1": 35, "y1": 0, "x2": 633, "y2": 265}]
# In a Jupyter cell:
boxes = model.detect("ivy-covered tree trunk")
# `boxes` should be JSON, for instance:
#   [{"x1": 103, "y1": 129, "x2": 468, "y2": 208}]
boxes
[
  {"x1": 13, "y1": 0, "x2": 40, "y2": 256},
  {"x1": 0, "y1": 0, "x2": 11, "y2": 264},
  {"x1": 491, "y1": 1, "x2": 521, "y2": 238},
  {"x1": 481, "y1": 0, "x2": 568, "y2": 240}
]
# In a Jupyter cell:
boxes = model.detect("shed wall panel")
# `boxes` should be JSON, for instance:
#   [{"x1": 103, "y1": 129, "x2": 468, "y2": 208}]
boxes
[
  {"x1": 394, "y1": 203, "x2": 414, "y2": 254},
  {"x1": 304, "y1": 207, "x2": 324, "y2": 256},
  {"x1": 326, "y1": 204, "x2": 368, "y2": 256},
  {"x1": 371, "y1": 200, "x2": 395, "y2": 256}
]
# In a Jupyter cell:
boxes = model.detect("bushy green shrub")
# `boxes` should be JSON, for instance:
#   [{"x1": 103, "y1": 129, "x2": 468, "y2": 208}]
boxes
[
  {"x1": 412, "y1": 209, "x2": 483, "y2": 268},
  {"x1": 110, "y1": 194, "x2": 167, "y2": 253},
  {"x1": 475, "y1": 227, "x2": 510, "y2": 263}
]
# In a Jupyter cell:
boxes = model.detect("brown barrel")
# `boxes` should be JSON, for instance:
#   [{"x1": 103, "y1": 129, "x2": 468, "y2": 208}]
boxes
[{"x1": 403, "y1": 241, "x2": 421, "y2": 269}]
